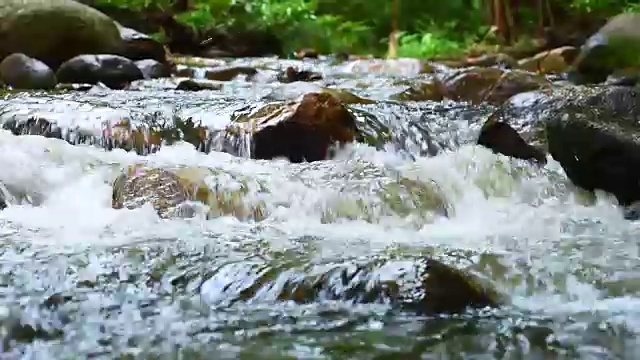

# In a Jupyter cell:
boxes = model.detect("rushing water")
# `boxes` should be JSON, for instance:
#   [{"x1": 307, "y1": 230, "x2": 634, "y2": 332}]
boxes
[{"x1": 1, "y1": 57, "x2": 640, "y2": 359}]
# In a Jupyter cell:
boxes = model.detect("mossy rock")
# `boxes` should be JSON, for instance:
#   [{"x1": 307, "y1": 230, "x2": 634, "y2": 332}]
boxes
[
  {"x1": 0, "y1": 0, "x2": 122, "y2": 70},
  {"x1": 569, "y1": 12, "x2": 640, "y2": 84},
  {"x1": 112, "y1": 165, "x2": 267, "y2": 220}
]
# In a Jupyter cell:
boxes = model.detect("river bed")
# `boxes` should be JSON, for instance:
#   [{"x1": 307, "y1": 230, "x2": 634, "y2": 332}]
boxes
[{"x1": 0, "y1": 57, "x2": 639, "y2": 359}]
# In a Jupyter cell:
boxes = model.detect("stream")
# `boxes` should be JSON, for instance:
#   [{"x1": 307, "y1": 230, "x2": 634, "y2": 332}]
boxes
[{"x1": 1, "y1": 56, "x2": 639, "y2": 359}]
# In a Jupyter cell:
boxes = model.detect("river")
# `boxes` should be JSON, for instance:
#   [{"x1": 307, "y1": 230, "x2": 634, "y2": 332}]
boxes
[{"x1": 0, "y1": 57, "x2": 639, "y2": 359}]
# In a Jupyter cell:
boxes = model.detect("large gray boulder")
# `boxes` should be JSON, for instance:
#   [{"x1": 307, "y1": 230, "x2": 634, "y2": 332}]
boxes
[{"x1": 0, "y1": 0, "x2": 122, "y2": 70}]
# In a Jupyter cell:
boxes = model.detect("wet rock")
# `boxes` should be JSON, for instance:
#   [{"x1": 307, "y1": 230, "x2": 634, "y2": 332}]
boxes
[
  {"x1": 104, "y1": 117, "x2": 208, "y2": 155},
  {"x1": 441, "y1": 67, "x2": 550, "y2": 105},
  {"x1": 265, "y1": 82, "x2": 375, "y2": 105},
  {"x1": 277, "y1": 66, "x2": 323, "y2": 83},
  {"x1": 175, "y1": 79, "x2": 223, "y2": 91},
  {"x1": 0, "y1": 0, "x2": 122, "y2": 70},
  {"x1": 2, "y1": 117, "x2": 62, "y2": 139},
  {"x1": 204, "y1": 66, "x2": 258, "y2": 81},
  {"x1": 477, "y1": 118, "x2": 547, "y2": 165},
  {"x1": 201, "y1": 256, "x2": 501, "y2": 315},
  {"x1": 112, "y1": 166, "x2": 191, "y2": 218},
  {"x1": 294, "y1": 48, "x2": 319, "y2": 59},
  {"x1": 390, "y1": 79, "x2": 444, "y2": 102},
  {"x1": 56, "y1": 54, "x2": 144, "y2": 90},
  {"x1": 0, "y1": 53, "x2": 57, "y2": 90},
  {"x1": 518, "y1": 46, "x2": 579, "y2": 74},
  {"x1": 112, "y1": 165, "x2": 266, "y2": 220},
  {"x1": 568, "y1": 12, "x2": 640, "y2": 84},
  {"x1": 115, "y1": 23, "x2": 168, "y2": 64},
  {"x1": 623, "y1": 202, "x2": 640, "y2": 221},
  {"x1": 543, "y1": 86, "x2": 640, "y2": 207},
  {"x1": 488, "y1": 85, "x2": 640, "y2": 208},
  {"x1": 465, "y1": 53, "x2": 518, "y2": 69},
  {"x1": 174, "y1": 66, "x2": 195, "y2": 78},
  {"x1": 54, "y1": 83, "x2": 94, "y2": 92},
  {"x1": 225, "y1": 92, "x2": 357, "y2": 162},
  {"x1": 135, "y1": 59, "x2": 171, "y2": 79}
]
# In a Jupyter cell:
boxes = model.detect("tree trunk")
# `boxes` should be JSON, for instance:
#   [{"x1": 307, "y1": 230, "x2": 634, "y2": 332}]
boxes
[{"x1": 387, "y1": 0, "x2": 399, "y2": 59}]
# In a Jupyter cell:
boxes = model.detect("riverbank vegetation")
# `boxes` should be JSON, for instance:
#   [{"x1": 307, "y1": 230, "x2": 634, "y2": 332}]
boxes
[{"x1": 89, "y1": 0, "x2": 639, "y2": 58}]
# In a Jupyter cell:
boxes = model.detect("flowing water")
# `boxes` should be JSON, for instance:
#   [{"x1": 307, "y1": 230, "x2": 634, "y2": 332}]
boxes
[{"x1": 0, "y1": 57, "x2": 639, "y2": 359}]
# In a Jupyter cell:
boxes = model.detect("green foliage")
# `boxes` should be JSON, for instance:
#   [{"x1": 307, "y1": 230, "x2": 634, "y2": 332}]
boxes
[{"x1": 92, "y1": 0, "x2": 640, "y2": 58}]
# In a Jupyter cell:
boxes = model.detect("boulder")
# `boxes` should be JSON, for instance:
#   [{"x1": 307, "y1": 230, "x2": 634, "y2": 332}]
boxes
[
  {"x1": 112, "y1": 165, "x2": 266, "y2": 220},
  {"x1": 204, "y1": 66, "x2": 257, "y2": 81},
  {"x1": 0, "y1": 53, "x2": 57, "y2": 90},
  {"x1": 224, "y1": 92, "x2": 358, "y2": 162},
  {"x1": 115, "y1": 23, "x2": 167, "y2": 64},
  {"x1": 440, "y1": 67, "x2": 550, "y2": 105},
  {"x1": 517, "y1": 46, "x2": 579, "y2": 74},
  {"x1": 135, "y1": 59, "x2": 170, "y2": 79},
  {"x1": 56, "y1": 54, "x2": 143, "y2": 89},
  {"x1": 0, "y1": 0, "x2": 122, "y2": 70},
  {"x1": 477, "y1": 85, "x2": 640, "y2": 208},
  {"x1": 568, "y1": 12, "x2": 640, "y2": 84}
]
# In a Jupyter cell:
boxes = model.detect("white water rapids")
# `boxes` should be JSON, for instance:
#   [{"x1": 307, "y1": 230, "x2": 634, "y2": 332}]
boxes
[{"x1": 1, "y1": 125, "x2": 640, "y2": 358}]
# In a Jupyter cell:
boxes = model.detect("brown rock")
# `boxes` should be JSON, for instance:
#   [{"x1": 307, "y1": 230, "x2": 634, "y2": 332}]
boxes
[
  {"x1": 391, "y1": 79, "x2": 444, "y2": 102},
  {"x1": 441, "y1": 68, "x2": 550, "y2": 105},
  {"x1": 112, "y1": 165, "x2": 266, "y2": 220},
  {"x1": 227, "y1": 92, "x2": 357, "y2": 162},
  {"x1": 294, "y1": 48, "x2": 318, "y2": 59},
  {"x1": 517, "y1": 46, "x2": 578, "y2": 74},
  {"x1": 103, "y1": 118, "x2": 208, "y2": 155},
  {"x1": 174, "y1": 66, "x2": 195, "y2": 78},
  {"x1": 112, "y1": 166, "x2": 190, "y2": 218},
  {"x1": 276, "y1": 66, "x2": 323, "y2": 83},
  {"x1": 204, "y1": 66, "x2": 257, "y2": 81}
]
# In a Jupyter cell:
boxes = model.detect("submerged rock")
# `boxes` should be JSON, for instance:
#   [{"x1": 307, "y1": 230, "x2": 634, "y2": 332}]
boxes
[
  {"x1": 0, "y1": 0, "x2": 122, "y2": 70},
  {"x1": 199, "y1": 256, "x2": 502, "y2": 315},
  {"x1": 568, "y1": 12, "x2": 640, "y2": 84},
  {"x1": 0, "y1": 53, "x2": 57, "y2": 90},
  {"x1": 112, "y1": 165, "x2": 266, "y2": 220},
  {"x1": 223, "y1": 92, "x2": 357, "y2": 162},
  {"x1": 56, "y1": 54, "x2": 144, "y2": 89}
]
